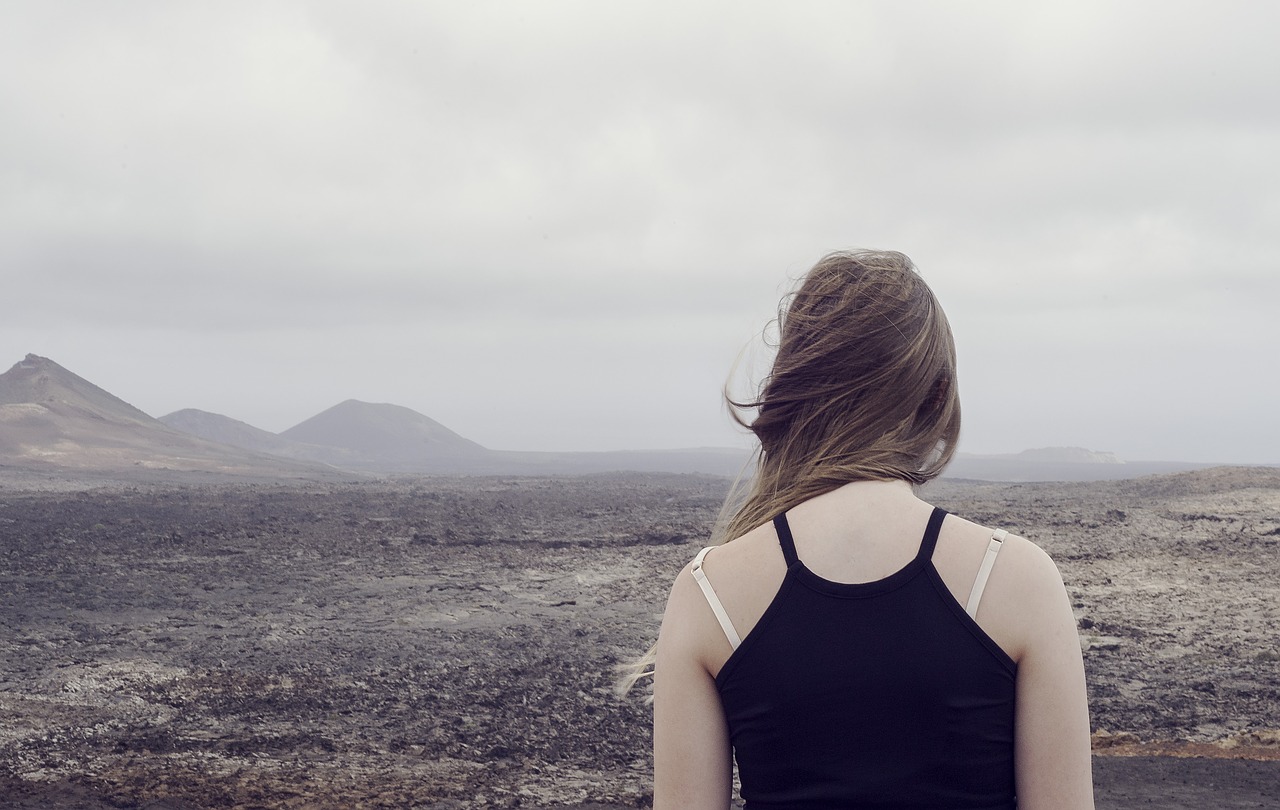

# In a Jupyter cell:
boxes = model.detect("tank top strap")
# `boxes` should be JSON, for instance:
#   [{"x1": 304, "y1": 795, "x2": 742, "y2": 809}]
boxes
[
  {"x1": 916, "y1": 507, "x2": 949, "y2": 561},
  {"x1": 773, "y1": 512, "x2": 800, "y2": 568}
]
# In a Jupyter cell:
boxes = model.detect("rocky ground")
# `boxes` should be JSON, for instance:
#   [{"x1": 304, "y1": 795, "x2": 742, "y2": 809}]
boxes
[{"x1": 1, "y1": 468, "x2": 1277, "y2": 808}]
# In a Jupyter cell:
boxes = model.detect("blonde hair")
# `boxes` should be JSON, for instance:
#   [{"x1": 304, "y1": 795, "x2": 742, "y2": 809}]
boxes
[{"x1": 617, "y1": 249, "x2": 961, "y2": 695}]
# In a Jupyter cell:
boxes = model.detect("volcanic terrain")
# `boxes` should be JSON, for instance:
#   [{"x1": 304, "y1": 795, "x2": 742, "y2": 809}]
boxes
[{"x1": 1, "y1": 468, "x2": 1277, "y2": 808}]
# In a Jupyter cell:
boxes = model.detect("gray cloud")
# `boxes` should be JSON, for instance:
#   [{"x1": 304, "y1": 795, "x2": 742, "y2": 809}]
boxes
[{"x1": 2, "y1": 1, "x2": 1276, "y2": 461}]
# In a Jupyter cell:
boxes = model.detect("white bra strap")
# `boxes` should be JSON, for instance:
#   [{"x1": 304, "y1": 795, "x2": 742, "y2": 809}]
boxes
[
  {"x1": 965, "y1": 529, "x2": 1009, "y2": 619},
  {"x1": 690, "y1": 546, "x2": 741, "y2": 650}
]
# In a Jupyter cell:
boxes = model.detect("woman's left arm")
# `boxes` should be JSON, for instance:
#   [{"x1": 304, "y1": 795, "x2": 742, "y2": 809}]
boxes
[
  {"x1": 652, "y1": 563, "x2": 734, "y2": 810},
  {"x1": 1004, "y1": 540, "x2": 1095, "y2": 809}
]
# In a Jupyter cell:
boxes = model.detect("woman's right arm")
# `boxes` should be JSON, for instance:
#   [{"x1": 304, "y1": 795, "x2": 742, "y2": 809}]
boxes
[{"x1": 652, "y1": 563, "x2": 734, "y2": 810}]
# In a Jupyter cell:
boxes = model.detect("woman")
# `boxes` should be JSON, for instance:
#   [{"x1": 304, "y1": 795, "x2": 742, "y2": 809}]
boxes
[{"x1": 641, "y1": 251, "x2": 1093, "y2": 809}]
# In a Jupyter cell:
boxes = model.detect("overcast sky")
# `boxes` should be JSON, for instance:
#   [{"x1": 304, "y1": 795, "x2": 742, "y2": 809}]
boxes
[{"x1": 3, "y1": 1, "x2": 1277, "y2": 463}]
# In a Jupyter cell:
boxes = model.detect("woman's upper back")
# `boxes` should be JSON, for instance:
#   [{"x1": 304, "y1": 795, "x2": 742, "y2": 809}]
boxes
[
  {"x1": 688, "y1": 480, "x2": 1054, "y2": 678},
  {"x1": 673, "y1": 479, "x2": 1077, "y2": 808}
]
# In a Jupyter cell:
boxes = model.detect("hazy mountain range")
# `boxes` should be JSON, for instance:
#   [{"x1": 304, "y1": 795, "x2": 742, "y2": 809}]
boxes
[
  {"x1": 0, "y1": 354, "x2": 1248, "y2": 482},
  {"x1": 0, "y1": 354, "x2": 748, "y2": 479}
]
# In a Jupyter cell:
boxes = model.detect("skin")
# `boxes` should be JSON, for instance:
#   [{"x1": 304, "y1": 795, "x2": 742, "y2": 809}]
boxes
[{"x1": 653, "y1": 478, "x2": 1095, "y2": 810}]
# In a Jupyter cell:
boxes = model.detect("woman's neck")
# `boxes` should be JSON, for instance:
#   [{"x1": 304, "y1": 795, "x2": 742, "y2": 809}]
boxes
[{"x1": 793, "y1": 477, "x2": 923, "y2": 519}]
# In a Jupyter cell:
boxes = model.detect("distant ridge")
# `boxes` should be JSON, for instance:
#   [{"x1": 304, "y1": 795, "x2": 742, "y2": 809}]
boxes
[
  {"x1": 161, "y1": 402, "x2": 752, "y2": 476},
  {"x1": 159, "y1": 408, "x2": 302, "y2": 456},
  {"x1": 1015, "y1": 447, "x2": 1124, "y2": 464},
  {"x1": 3, "y1": 354, "x2": 1255, "y2": 483},
  {"x1": 946, "y1": 447, "x2": 1214, "y2": 483},
  {"x1": 0, "y1": 355, "x2": 338, "y2": 479},
  {"x1": 161, "y1": 405, "x2": 420, "y2": 472}
]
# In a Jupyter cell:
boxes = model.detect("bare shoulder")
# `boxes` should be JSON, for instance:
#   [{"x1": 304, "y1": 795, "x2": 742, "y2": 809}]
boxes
[
  {"x1": 701, "y1": 520, "x2": 782, "y2": 572},
  {"x1": 657, "y1": 527, "x2": 762, "y2": 651},
  {"x1": 658, "y1": 520, "x2": 787, "y2": 674},
  {"x1": 665, "y1": 520, "x2": 776, "y2": 602},
  {"x1": 937, "y1": 512, "x2": 1074, "y2": 664},
  {"x1": 943, "y1": 511, "x2": 1065, "y2": 584}
]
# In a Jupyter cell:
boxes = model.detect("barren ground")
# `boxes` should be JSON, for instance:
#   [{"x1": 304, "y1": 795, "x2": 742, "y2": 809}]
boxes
[{"x1": 1, "y1": 468, "x2": 1278, "y2": 808}]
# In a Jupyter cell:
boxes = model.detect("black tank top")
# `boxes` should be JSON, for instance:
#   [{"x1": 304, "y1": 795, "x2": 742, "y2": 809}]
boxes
[{"x1": 715, "y1": 508, "x2": 1017, "y2": 809}]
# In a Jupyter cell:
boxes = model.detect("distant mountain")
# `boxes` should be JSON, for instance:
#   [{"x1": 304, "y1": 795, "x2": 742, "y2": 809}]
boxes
[
  {"x1": 0, "y1": 353, "x2": 153, "y2": 423},
  {"x1": 159, "y1": 401, "x2": 752, "y2": 476},
  {"x1": 1015, "y1": 447, "x2": 1124, "y2": 464},
  {"x1": 6, "y1": 354, "x2": 1233, "y2": 484},
  {"x1": 279, "y1": 399, "x2": 486, "y2": 467},
  {"x1": 0, "y1": 355, "x2": 341, "y2": 480},
  {"x1": 160, "y1": 408, "x2": 299, "y2": 455},
  {"x1": 946, "y1": 447, "x2": 1213, "y2": 483},
  {"x1": 160, "y1": 407, "x2": 378, "y2": 471}
]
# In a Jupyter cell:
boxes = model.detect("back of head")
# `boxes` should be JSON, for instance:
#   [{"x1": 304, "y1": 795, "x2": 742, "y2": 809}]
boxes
[
  {"x1": 615, "y1": 248, "x2": 961, "y2": 695},
  {"x1": 724, "y1": 250, "x2": 960, "y2": 540}
]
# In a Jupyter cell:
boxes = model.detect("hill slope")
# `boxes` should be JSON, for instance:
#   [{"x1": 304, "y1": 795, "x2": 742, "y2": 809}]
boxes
[
  {"x1": 279, "y1": 399, "x2": 486, "y2": 469},
  {"x1": 160, "y1": 408, "x2": 303, "y2": 456},
  {"x1": 0, "y1": 354, "x2": 154, "y2": 423},
  {"x1": 0, "y1": 355, "x2": 338, "y2": 479}
]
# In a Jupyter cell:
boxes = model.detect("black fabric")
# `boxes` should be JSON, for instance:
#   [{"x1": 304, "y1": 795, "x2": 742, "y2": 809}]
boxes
[{"x1": 717, "y1": 508, "x2": 1018, "y2": 809}]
